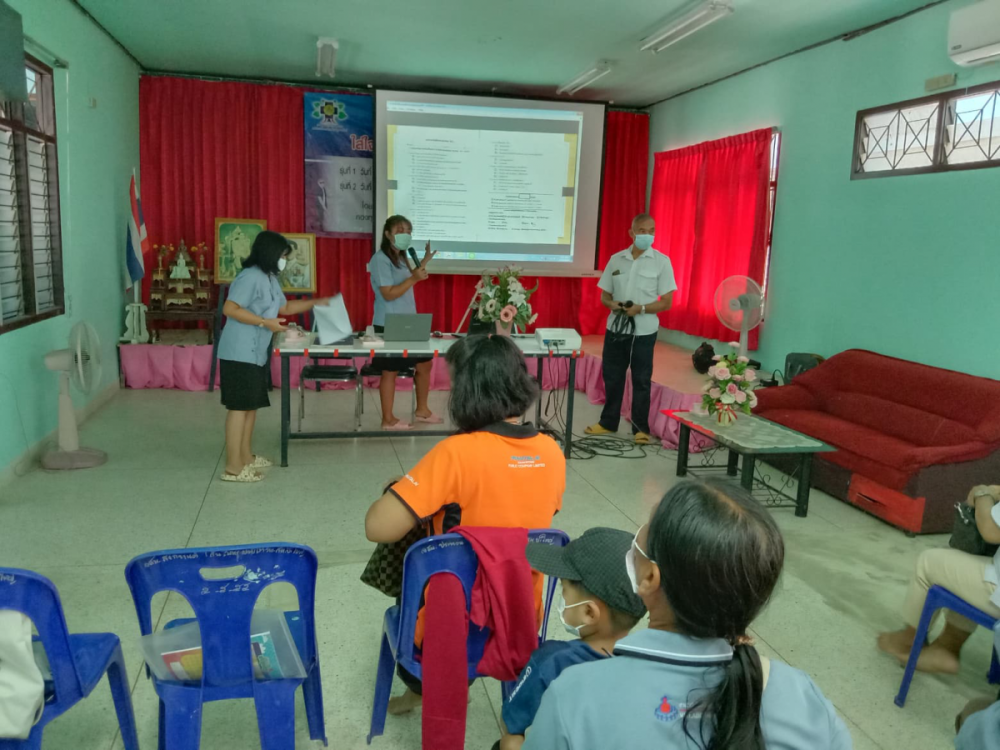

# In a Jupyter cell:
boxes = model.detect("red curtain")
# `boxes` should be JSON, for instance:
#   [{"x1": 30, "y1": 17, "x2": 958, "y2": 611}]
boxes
[
  {"x1": 139, "y1": 77, "x2": 649, "y2": 334},
  {"x1": 649, "y1": 129, "x2": 772, "y2": 348}
]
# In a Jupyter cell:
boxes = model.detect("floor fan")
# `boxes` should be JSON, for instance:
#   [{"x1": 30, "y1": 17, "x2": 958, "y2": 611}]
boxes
[
  {"x1": 41, "y1": 321, "x2": 108, "y2": 470},
  {"x1": 714, "y1": 275, "x2": 764, "y2": 358}
]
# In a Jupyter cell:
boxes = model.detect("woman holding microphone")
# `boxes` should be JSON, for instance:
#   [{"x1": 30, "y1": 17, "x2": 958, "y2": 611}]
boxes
[
  {"x1": 217, "y1": 231, "x2": 329, "y2": 482},
  {"x1": 368, "y1": 215, "x2": 440, "y2": 430}
]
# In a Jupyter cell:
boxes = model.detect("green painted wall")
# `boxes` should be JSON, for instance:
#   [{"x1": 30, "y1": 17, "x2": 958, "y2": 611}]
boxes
[
  {"x1": 0, "y1": 0, "x2": 139, "y2": 474},
  {"x1": 648, "y1": 0, "x2": 999, "y2": 380}
]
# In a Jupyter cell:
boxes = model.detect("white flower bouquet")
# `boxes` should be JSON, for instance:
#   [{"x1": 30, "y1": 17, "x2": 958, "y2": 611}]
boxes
[{"x1": 474, "y1": 267, "x2": 539, "y2": 332}]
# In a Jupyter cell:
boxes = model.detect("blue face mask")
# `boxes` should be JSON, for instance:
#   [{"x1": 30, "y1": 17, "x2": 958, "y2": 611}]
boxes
[
  {"x1": 393, "y1": 232, "x2": 412, "y2": 251},
  {"x1": 633, "y1": 233, "x2": 654, "y2": 252}
]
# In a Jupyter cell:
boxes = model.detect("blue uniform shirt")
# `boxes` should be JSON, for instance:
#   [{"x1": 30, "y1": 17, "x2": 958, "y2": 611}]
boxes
[
  {"x1": 503, "y1": 640, "x2": 608, "y2": 735},
  {"x1": 369, "y1": 251, "x2": 416, "y2": 327},
  {"x1": 217, "y1": 267, "x2": 287, "y2": 366},
  {"x1": 955, "y1": 622, "x2": 1000, "y2": 749},
  {"x1": 523, "y1": 629, "x2": 852, "y2": 750}
]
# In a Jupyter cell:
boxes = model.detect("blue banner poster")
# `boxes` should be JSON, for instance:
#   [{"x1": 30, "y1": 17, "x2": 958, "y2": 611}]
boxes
[{"x1": 304, "y1": 92, "x2": 373, "y2": 238}]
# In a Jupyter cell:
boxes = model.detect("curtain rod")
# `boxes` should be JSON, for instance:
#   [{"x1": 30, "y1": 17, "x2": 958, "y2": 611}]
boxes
[
  {"x1": 141, "y1": 70, "x2": 370, "y2": 94},
  {"x1": 23, "y1": 36, "x2": 68, "y2": 69},
  {"x1": 141, "y1": 70, "x2": 646, "y2": 113}
]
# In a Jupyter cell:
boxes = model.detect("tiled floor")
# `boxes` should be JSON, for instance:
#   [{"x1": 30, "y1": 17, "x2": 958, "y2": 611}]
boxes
[{"x1": 0, "y1": 387, "x2": 994, "y2": 749}]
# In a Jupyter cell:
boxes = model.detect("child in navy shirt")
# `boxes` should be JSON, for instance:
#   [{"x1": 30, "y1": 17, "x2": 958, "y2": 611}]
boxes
[{"x1": 497, "y1": 527, "x2": 646, "y2": 750}]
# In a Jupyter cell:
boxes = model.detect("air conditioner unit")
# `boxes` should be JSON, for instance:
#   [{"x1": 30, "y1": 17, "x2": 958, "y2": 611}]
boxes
[{"x1": 949, "y1": 0, "x2": 1000, "y2": 67}]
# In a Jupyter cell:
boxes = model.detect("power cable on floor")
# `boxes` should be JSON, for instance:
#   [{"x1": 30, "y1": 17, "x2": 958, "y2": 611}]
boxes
[{"x1": 539, "y1": 383, "x2": 664, "y2": 461}]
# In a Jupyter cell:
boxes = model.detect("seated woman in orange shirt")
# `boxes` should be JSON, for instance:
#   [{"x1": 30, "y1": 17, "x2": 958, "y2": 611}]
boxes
[{"x1": 365, "y1": 334, "x2": 566, "y2": 714}]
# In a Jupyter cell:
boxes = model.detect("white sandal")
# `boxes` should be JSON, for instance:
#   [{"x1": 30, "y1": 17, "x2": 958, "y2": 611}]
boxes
[
  {"x1": 221, "y1": 466, "x2": 263, "y2": 483},
  {"x1": 250, "y1": 455, "x2": 273, "y2": 469}
]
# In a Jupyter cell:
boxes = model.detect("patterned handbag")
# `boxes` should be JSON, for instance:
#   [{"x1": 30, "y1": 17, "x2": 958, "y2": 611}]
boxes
[{"x1": 360, "y1": 523, "x2": 430, "y2": 598}]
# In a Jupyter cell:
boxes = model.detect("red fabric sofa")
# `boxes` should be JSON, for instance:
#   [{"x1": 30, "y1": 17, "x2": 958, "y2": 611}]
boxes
[{"x1": 755, "y1": 350, "x2": 1000, "y2": 534}]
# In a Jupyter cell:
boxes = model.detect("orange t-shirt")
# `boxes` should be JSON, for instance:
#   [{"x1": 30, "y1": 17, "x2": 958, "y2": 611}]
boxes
[{"x1": 390, "y1": 422, "x2": 566, "y2": 645}]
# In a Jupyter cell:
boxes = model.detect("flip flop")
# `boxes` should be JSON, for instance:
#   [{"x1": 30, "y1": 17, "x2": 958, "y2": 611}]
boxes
[
  {"x1": 414, "y1": 414, "x2": 444, "y2": 425},
  {"x1": 221, "y1": 466, "x2": 263, "y2": 483},
  {"x1": 382, "y1": 421, "x2": 413, "y2": 432},
  {"x1": 634, "y1": 432, "x2": 653, "y2": 445},
  {"x1": 250, "y1": 455, "x2": 273, "y2": 469},
  {"x1": 584, "y1": 423, "x2": 615, "y2": 436}
]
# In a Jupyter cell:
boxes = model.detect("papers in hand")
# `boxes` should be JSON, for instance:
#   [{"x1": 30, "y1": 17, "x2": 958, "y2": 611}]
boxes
[{"x1": 313, "y1": 294, "x2": 354, "y2": 345}]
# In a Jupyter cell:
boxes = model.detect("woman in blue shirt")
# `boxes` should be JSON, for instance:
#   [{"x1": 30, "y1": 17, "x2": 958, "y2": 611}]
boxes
[
  {"x1": 524, "y1": 479, "x2": 852, "y2": 750},
  {"x1": 217, "y1": 231, "x2": 328, "y2": 482},
  {"x1": 368, "y1": 215, "x2": 439, "y2": 430}
]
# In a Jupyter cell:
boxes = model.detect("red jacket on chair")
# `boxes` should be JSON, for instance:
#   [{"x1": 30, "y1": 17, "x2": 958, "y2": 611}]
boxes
[
  {"x1": 422, "y1": 573, "x2": 469, "y2": 750},
  {"x1": 421, "y1": 527, "x2": 538, "y2": 750},
  {"x1": 454, "y1": 526, "x2": 538, "y2": 680}
]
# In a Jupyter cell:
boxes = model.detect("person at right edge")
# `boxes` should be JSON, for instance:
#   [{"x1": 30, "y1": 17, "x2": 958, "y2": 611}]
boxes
[{"x1": 585, "y1": 213, "x2": 676, "y2": 445}]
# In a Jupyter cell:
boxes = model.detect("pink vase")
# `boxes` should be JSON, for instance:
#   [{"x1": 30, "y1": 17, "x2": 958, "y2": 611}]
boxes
[{"x1": 495, "y1": 320, "x2": 513, "y2": 337}]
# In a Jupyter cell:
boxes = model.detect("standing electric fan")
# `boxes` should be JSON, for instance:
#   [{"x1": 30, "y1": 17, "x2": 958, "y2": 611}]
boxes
[
  {"x1": 41, "y1": 321, "x2": 108, "y2": 470},
  {"x1": 714, "y1": 276, "x2": 764, "y2": 358}
]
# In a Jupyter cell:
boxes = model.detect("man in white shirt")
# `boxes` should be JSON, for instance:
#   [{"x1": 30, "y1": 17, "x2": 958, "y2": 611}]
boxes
[{"x1": 585, "y1": 213, "x2": 677, "y2": 444}]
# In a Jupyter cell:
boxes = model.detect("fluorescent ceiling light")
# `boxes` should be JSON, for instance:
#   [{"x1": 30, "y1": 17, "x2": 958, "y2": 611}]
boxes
[
  {"x1": 557, "y1": 61, "x2": 612, "y2": 95},
  {"x1": 316, "y1": 38, "x2": 339, "y2": 78},
  {"x1": 639, "y1": 1, "x2": 734, "y2": 54}
]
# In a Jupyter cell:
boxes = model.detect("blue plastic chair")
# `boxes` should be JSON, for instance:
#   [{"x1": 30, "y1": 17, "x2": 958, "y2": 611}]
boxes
[
  {"x1": 0, "y1": 567, "x2": 139, "y2": 750},
  {"x1": 895, "y1": 584, "x2": 1000, "y2": 707},
  {"x1": 124, "y1": 544, "x2": 327, "y2": 749},
  {"x1": 367, "y1": 528, "x2": 569, "y2": 744}
]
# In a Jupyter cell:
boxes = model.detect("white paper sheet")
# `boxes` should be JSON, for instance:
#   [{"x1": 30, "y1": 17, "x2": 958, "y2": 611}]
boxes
[{"x1": 312, "y1": 294, "x2": 354, "y2": 344}]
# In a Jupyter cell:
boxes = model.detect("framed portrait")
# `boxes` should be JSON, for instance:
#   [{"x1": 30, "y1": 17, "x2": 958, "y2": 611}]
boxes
[
  {"x1": 280, "y1": 233, "x2": 317, "y2": 293},
  {"x1": 214, "y1": 218, "x2": 267, "y2": 284}
]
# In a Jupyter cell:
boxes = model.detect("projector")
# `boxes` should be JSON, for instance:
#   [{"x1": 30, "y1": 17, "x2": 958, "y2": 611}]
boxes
[{"x1": 535, "y1": 329, "x2": 583, "y2": 351}]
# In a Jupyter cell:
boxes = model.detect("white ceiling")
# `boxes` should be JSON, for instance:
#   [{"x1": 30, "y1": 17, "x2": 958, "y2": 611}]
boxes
[{"x1": 76, "y1": 0, "x2": 948, "y2": 106}]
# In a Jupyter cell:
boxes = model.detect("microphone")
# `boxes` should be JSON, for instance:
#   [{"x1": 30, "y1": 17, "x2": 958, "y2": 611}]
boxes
[{"x1": 407, "y1": 247, "x2": 421, "y2": 269}]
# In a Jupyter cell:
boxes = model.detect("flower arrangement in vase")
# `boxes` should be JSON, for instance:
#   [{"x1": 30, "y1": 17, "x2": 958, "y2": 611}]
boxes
[
  {"x1": 473, "y1": 267, "x2": 539, "y2": 335},
  {"x1": 700, "y1": 344, "x2": 759, "y2": 426}
]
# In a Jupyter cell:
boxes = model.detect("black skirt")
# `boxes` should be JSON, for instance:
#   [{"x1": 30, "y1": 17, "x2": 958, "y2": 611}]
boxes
[
  {"x1": 366, "y1": 325, "x2": 432, "y2": 373},
  {"x1": 219, "y1": 359, "x2": 270, "y2": 411}
]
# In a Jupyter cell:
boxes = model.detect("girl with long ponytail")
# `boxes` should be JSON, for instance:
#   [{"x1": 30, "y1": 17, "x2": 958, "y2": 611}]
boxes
[{"x1": 523, "y1": 479, "x2": 852, "y2": 750}]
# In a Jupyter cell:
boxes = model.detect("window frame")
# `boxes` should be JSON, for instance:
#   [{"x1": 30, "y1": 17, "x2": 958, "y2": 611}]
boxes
[
  {"x1": 0, "y1": 54, "x2": 64, "y2": 335},
  {"x1": 852, "y1": 79, "x2": 1000, "y2": 180},
  {"x1": 851, "y1": 81, "x2": 1000, "y2": 180}
]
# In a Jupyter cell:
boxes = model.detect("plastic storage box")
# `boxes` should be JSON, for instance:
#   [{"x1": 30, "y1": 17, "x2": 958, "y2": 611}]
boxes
[{"x1": 138, "y1": 608, "x2": 306, "y2": 683}]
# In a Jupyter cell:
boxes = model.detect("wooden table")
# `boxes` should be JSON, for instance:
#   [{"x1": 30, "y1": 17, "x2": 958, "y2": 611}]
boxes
[{"x1": 146, "y1": 309, "x2": 217, "y2": 344}]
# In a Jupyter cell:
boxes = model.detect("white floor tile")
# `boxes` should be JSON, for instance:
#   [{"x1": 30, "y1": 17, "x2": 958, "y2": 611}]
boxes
[{"x1": 2, "y1": 387, "x2": 989, "y2": 750}]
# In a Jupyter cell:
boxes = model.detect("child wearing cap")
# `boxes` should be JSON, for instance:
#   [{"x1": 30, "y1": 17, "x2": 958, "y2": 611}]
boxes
[{"x1": 497, "y1": 527, "x2": 646, "y2": 750}]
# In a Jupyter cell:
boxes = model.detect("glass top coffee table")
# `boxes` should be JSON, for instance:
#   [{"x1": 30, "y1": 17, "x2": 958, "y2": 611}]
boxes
[{"x1": 664, "y1": 410, "x2": 835, "y2": 517}]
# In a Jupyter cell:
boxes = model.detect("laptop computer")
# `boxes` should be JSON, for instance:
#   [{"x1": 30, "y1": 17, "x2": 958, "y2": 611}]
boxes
[{"x1": 383, "y1": 313, "x2": 433, "y2": 342}]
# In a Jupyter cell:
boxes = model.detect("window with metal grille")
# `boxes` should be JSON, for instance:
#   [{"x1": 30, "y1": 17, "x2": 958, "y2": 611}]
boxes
[
  {"x1": 853, "y1": 80, "x2": 1000, "y2": 179},
  {"x1": 0, "y1": 56, "x2": 63, "y2": 333}
]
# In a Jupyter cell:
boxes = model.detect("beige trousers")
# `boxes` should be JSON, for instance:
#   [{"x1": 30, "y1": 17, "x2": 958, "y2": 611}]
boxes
[{"x1": 902, "y1": 547, "x2": 1000, "y2": 633}]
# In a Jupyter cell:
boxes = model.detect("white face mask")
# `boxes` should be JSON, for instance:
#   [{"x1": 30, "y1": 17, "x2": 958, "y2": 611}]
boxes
[
  {"x1": 393, "y1": 232, "x2": 412, "y2": 251},
  {"x1": 277, "y1": 257, "x2": 288, "y2": 272},
  {"x1": 626, "y1": 527, "x2": 651, "y2": 595},
  {"x1": 558, "y1": 599, "x2": 594, "y2": 637},
  {"x1": 633, "y1": 233, "x2": 654, "y2": 251}
]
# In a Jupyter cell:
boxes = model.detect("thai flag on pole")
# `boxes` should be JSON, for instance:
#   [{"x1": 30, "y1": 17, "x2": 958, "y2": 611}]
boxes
[{"x1": 125, "y1": 171, "x2": 149, "y2": 290}]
